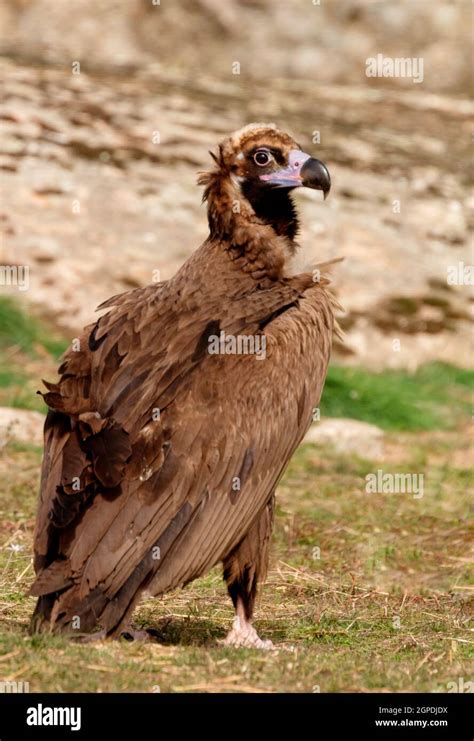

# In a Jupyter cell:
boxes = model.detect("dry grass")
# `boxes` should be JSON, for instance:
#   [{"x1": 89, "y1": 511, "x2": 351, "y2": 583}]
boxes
[{"x1": 0, "y1": 428, "x2": 472, "y2": 693}]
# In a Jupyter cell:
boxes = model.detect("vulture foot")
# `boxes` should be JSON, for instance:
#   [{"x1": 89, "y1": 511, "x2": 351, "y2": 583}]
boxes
[{"x1": 222, "y1": 616, "x2": 274, "y2": 650}]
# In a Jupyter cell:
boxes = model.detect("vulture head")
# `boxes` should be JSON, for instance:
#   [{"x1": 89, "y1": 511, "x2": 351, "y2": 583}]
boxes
[{"x1": 199, "y1": 123, "x2": 331, "y2": 249}]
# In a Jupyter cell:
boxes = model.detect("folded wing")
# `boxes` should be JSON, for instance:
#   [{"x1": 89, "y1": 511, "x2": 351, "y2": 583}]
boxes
[{"x1": 31, "y1": 273, "x2": 334, "y2": 635}]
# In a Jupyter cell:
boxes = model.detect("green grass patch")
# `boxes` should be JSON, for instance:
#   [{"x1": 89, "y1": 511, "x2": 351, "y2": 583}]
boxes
[
  {"x1": 0, "y1": 295, "x2": 66, "y2": 358},
  {"x1": 321, "y1": 362, "x2": 473, "y2": 430},
  {"x1": 0, "y1": 296, "x2": 67, "y2": 412}
]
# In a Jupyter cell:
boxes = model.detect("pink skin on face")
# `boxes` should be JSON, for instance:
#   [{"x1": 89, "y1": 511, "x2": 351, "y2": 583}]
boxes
[{"x1": 259, "y1": 149, "x2": 311, "y2": 188}]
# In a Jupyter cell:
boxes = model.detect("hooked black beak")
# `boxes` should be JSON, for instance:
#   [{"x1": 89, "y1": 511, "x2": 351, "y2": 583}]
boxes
[
  {"x1": 259, "y1": 149, "x2": 331, "y2": 199},
  {"x1": 300, "y1": 157, "x2": 331, "y2": 199}
]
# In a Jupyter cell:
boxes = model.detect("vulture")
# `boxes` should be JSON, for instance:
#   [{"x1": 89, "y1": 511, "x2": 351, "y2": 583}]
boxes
[{"x1": 30, "y1": 123, "x2": 337, "y2": 649}]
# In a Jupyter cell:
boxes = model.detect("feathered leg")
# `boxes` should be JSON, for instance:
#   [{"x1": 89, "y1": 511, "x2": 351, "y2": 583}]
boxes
[{"x1": 222, "y1": 495, "x2": 275, "y2": 649}]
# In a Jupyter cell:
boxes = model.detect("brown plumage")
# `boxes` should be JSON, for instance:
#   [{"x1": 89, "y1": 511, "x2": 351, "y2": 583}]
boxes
[{"x1": 30, "y1": 123, "x2": 338, "y2": 648}]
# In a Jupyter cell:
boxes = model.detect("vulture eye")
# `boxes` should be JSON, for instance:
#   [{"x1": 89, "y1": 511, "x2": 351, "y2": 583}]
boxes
[{"x1": 253, "y1": 150, "x2": 272, "y2": 166}]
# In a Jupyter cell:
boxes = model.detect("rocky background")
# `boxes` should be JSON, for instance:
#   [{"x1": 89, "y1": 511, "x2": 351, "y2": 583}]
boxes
[{"x1": 0, "y1": 0, "x2": 472, "y2": 369}]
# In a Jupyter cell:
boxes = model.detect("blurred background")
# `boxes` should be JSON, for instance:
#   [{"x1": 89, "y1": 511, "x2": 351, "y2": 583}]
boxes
[
  {"x1": 0, "y1": 1, "x2": 472, "y2": 693},
  {"x1": 0, "y1": 0, "x2": 472, "y2": 370}
]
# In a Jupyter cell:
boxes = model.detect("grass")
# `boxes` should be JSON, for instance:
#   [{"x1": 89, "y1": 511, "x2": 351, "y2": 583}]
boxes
[
  {"x1": 0, "y1": 432, "x2": 472, "y2": 692},
  {"x1": 322, "y1": 363, "x2": 473, "y2": 431},
  {"x1": 0, "y1": 297, "x2": 472, "y2": 692},
  {"x1": 0, "y1": 296, "x2": 67, "y2": 412},
  {"x1": 0, "y1": 296, "x2": 66, "y2": 359}
]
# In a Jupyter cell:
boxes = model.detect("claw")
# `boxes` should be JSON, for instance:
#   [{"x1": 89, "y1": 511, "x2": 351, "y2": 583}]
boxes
[{"x1": 221, "y1": 614, "x2": 275, "y2": 650}]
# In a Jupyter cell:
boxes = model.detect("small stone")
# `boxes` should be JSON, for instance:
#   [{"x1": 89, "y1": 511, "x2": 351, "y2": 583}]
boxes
[
  {"x1": 426, "y1": 201, "x2": 466, "y2": 245},
  {"x1": 26, "y1": 237, "x2": 61, "y2": 263},
  {"x1": 0, "y1": 407, "x2": 45, "y2": 447},
  {"x1": 304, "y1": 418, "x2": 384, "y2": 459}
]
